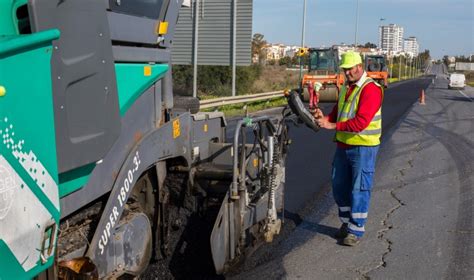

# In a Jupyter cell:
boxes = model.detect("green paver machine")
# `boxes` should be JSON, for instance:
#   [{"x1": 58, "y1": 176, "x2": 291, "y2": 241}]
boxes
[{"x1": 0, "y1": 0, "x2": 291, "y2": 278}]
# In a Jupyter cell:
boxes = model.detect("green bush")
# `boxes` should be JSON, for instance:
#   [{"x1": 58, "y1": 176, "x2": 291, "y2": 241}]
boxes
[
  {"x1": 172, "y1": 65, "x2": 194, "y2": 96},
  {"x1": 279, "y1": 56, "x2": 292, "y2": 66},
  {"x1": 172, "y1": 64, "x2": 263, "y2": 98}
]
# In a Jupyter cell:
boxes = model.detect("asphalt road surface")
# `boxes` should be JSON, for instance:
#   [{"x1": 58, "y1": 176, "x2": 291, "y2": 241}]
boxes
[{"x1": 230, "y1": 64, "x2": 473, "y2": 279}]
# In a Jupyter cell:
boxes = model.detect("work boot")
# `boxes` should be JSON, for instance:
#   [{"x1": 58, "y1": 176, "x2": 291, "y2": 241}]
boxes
[
  {"x1": 335, "y1": 223, "x2": 348, "y2": 239},
  {"x1": 342, "y1": 233, "x2": 360, "y2": 246}
]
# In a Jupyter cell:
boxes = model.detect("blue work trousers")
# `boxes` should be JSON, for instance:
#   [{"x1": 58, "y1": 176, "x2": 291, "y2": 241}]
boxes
[{"x1": 332, "y1": 145, "x2": 379, "y2": 237}]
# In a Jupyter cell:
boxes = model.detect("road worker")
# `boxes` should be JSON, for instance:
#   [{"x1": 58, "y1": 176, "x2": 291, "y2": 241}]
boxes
[{"x1": 314, "y1": 51, "x2": 383, "y2": 246}]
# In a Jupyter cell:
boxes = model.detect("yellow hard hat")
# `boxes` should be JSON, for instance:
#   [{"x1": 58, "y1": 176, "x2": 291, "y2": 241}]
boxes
[{"x1": 340, "y1": 51, "x2": 362, "y2": 69}]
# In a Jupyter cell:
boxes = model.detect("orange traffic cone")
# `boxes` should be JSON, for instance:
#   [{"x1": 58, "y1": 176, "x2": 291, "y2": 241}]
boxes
[{"x1": 419, "y1": 89, "x2": 426, "y2": 105}]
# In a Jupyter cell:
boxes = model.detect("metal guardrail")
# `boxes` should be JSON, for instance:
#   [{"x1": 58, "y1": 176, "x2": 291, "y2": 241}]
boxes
[{"x1": 199, "y1": 91, "x2": 284, "y2": 109}]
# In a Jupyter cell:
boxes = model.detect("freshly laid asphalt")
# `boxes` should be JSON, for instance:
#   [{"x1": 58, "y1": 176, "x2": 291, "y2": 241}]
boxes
[{"x1": 231, "y1": 70, "x2": 474, "y2": 279}]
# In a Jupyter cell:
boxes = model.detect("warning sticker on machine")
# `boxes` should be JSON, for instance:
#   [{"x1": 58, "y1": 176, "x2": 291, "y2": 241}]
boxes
[{"x1": 173, "y1": 119, "x2": 180, "y2": 139}]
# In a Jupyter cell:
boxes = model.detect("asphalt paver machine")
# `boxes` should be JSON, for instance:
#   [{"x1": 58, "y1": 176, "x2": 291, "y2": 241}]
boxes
[{"x1": 0, "y1": 0, "x2": 297, "y2": 278}]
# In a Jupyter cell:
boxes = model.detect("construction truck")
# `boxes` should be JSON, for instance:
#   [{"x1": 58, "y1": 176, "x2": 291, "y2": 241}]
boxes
[
  {"x1": 0, "y1": 0, "x2": 297, "y2": 278},
  {"x1": 364, "y1": 55, "x2": 389, "y2": 88},
  {"x1": 300, "y1": 47, "x2": 344, "y2": 110}
]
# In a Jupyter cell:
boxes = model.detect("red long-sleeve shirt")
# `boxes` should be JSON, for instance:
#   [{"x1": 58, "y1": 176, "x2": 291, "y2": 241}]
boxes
[{"x1": 327, "y1": 82, "x2": 382, "y2": 147}]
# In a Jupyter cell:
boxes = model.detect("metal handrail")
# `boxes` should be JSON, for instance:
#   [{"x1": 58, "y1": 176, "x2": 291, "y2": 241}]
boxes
[{"x1": 199, "y1": 91, "x2": 284, "y2": 109}]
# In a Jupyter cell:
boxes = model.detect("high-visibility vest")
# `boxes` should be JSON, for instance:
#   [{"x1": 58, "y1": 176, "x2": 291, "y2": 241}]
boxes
[{"x1": 335, "y1": 77, "x2": 384, "y2": 146}]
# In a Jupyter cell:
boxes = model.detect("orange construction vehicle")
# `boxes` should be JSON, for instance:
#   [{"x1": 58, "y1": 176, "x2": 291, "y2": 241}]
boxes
[
  {"x1": 301, "y1": 47, "x2": 344, "y2": 110},
  {"x1": 365, "y1": 55, "x2": 389, "y2": 88}
]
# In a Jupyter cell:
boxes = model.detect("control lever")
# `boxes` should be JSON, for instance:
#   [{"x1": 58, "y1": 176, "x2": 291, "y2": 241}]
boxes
[{"x1": 285, "y1": 90, "x2": 320, "y2": 132}]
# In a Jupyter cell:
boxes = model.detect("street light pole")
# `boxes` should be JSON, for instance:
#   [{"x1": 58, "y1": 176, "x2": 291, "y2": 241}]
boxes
[
  {"x1": 299, "y1": 0, "x2": 307, "y2": 90},
  {"x1": 419, "y1": 57, "x2": 421, "y2": 77},
  {"x1": 408, "y1": 57, "x2": 411, "y2": 79},
  {"x1": 301, "y1": 0, "x2": 307, "y2": 48},
  {"x1": 415, "y1": 57, "x2": 418, "y2": 77},
  {"x1": 389, "y1": 52, "x2": 393, "y2": 79},
  {"x1": 404, "y1": 55, "x2": 408, "y2": 80},
  {"x1": 399, "y1": 55, "x2": 402, "y2": 80},
  {"x1": 418, "y1": 57, "x2": 423, "y2": 76},
  {"x1": 379, "y1": 18, "x2": 390, "y2": 77},
  {"x1": 416, "y1": 58, "x2": 418, "y2": 77},
  {"x1": 416, "y1": 57, "x2": 418, "y2": 77},
  {"x1": 192, "y1": 0, "x2": 199, "y2": 98},
  {"x1": 354, "y1": 0, "x2": 359, "y2": 47},
  {"x1": 231, "y1": 0, "x2": 237, "y2": 96},
  {"x1": 418, "y1": 57, "x2": 421, "y2": 77}
]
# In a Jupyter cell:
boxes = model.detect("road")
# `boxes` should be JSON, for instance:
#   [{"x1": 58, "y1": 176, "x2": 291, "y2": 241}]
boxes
[{"x1": 229, "y1": 64, "x2": 473, "y2": 279}]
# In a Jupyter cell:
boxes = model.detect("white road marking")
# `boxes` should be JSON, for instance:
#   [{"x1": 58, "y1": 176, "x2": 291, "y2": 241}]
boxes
[{"x1": 458, "y1": 90, "x2": 473, "y2": 102}]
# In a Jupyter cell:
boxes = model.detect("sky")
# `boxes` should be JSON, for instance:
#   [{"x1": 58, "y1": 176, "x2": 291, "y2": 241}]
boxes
[{"x1": 253, "y1": 0, "x2": 474, "y2": 59}]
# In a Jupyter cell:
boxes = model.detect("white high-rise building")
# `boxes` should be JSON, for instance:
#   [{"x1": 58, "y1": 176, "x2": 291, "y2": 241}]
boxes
[
  {"x1": 403, "y1": 36, "x2": 419, "y2": 57},
  {"x1": 379, "y1": 24, "x2": 404, "y2": 53}
]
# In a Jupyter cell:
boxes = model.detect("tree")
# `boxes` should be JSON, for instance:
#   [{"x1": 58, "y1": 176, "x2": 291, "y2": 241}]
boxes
[
  {"x1": 357, "y1": 42, "x2": 377, "y2": 48},
  {"x1": 416, "y1": 50, "x2": 431, "y2": 69},
  {"x1": 454, "y1": 55, "x2": 471, "y2": 62},
  {"x1": 364, "y1": 42, "x2": 377, "y2": 48},
  {"x1": 267, "y1": 59, "x2": 276, "y2": 66},
  {"x1": 252, "y1": 33, "x2": 267, "y2": 65},
  {"x1": 173, "y1": 64, "x2": 263, "y2": 97},
  {"x1": 291, "y1": 55, "x2": 299, "y2": 66},
  {"x1": 279, "y1": 56, "x2": 292, "y2": 66}
]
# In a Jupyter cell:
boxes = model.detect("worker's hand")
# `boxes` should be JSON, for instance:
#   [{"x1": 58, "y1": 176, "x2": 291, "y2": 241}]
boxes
[
  {"x1": 316, "y1": 117, "x2": 336, "y2": 130},
  {"x1": 312, "y1": 108, "x2": 324, "y2": 119}
]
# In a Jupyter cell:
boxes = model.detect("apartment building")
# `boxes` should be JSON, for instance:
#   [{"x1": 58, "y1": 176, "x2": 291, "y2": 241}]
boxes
[
  {"x1": 379, "y1": 24, "x2": 404, "y2": 53},
  {"x1": 403, "y1": 36, "x2": 419, "y2": 57},
  {"x1": 265, "y1": 44, "x2": 300, "y2": 61}
]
